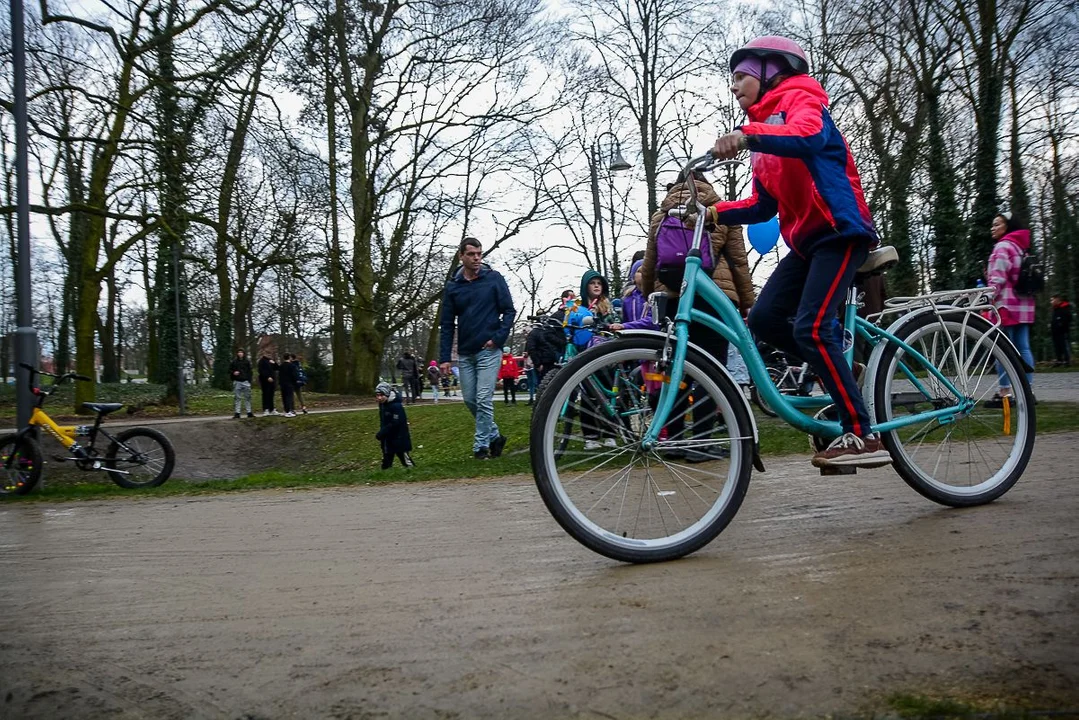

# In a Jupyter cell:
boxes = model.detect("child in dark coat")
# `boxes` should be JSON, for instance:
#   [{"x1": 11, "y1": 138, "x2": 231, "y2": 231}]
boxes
[{"x1": 375, "y1": 382, "x2": 415, "y2": 469}]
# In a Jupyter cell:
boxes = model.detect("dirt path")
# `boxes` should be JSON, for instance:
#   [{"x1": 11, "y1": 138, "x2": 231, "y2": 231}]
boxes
[{"x1": 2, "y1": 434, "x2": 1077, "y2": 719}]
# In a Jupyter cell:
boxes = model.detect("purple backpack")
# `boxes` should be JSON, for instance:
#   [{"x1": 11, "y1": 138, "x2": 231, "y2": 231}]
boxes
[{"x1": 654, "y1": 215, "x2": 714, "y2": 273}]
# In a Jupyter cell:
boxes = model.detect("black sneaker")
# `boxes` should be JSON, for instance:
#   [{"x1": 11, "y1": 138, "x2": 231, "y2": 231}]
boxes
[
  {"x1": 247, "y1": 412, "x2": 255, "y2": 418},
  {"x1": 660, "y1": 448, "x2": 686, "y2": 461},
  {"x1": 490, "y1": 435, "x2": 507, "y2": 458},
  {"x1": 474, "y1": 447, "x2": 490, "y2": 460},
  {"x1": 232, "y1": 413, "x2": 241, "y2": 419}
]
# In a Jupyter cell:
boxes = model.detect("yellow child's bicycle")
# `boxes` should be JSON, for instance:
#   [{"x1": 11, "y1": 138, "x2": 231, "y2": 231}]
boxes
[{"x1": 1, "y1": 364, "x2": 176, "y2": 496}]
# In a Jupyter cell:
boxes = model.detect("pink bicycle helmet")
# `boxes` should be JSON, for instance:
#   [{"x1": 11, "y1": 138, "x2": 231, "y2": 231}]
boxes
[{"x1": 729, "y1": 36, "x2": 810, "y2": 75}]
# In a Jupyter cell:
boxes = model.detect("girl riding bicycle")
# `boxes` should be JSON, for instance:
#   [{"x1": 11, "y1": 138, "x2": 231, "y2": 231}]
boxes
[{"x1": 704, "y1": 35, "x2": 889, "y2": 469}]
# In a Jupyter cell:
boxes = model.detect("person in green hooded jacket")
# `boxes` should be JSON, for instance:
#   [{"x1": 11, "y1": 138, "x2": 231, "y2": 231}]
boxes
[{"x1": 576, "y1": 269, "x2": 620, "y2": 450}]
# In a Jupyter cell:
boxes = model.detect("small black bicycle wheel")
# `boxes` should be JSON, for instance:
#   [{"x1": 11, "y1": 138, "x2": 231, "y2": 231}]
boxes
[
  {"x1": 750, "y1": 366, "x2": 784, "y2": 417},
  {"x1": 105, "y1": 427, "x2": 176, "y2": 489},
  {"x1": 0, "y1": 433, "x2": 43, "y2": 496}
]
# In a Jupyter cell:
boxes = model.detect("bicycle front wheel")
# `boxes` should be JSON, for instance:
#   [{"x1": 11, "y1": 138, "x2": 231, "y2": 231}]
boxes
[
  {"x1": 105, "y1": 427, "x2": 176, "y2": 488},
  {"x1": 529, "y1": 336, "x2": 755, "y2": 563},
  {"x1": 0, "y1": 433, "x2": 43, "y2": 496},
  {"x1": 872, "y1": 313, "x2": 1035, "y2": 506}
]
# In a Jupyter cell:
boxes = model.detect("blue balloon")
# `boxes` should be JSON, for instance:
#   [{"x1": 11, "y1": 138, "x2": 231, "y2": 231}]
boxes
[{"x1": 747, "y1": 215, "x2": 781, "y2": 254}]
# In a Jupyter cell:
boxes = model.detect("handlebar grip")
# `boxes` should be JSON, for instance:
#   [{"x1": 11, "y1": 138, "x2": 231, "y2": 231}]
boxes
[{"x1": 19, "y1": 362, "x2": 35, "y2": 372}]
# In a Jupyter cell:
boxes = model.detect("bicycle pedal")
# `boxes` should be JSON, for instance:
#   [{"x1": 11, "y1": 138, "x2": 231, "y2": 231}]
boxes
[{"x1": 819, "y1": 465, "x2": 857, "y2": 476}]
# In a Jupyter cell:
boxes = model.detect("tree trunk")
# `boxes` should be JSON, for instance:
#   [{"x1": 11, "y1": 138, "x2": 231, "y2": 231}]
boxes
[
  {"x1": 926, "y1": 90, "x2": 964, "y2": 290},
  {"x1": 325, "y1": 9, "x2": 349, "y2": 393},
  {"x1": 99, "y1": 259, "x2": 119, "y2": 383},
  {"x1": 964, "y1": 1, "x2": 1006, "y2": 284}
]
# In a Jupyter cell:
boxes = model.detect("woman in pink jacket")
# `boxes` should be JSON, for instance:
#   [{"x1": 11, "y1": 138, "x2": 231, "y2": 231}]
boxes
[{"x1": 986, "y1": 211, "x2": 1036, "y2": 405}]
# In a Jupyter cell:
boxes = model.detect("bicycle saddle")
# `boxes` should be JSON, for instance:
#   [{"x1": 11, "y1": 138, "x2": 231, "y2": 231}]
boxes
[
  {"x1": 855, "y1": 245, "x2": 898, "y2": 278},
  {"x1": 82, "y1": 402, "x2": 124, "y2": 415}
]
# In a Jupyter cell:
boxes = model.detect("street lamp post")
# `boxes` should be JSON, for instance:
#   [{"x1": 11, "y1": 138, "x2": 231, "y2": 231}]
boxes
[
  {"x1": 10, "y1": 0, "x2": 38, "y2": 427},
  {"x1": 588, "y1": 132, "x2": 632, "y2": 282}
]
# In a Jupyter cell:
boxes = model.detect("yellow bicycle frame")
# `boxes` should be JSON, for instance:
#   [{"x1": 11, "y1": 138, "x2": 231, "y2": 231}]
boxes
[{"x1": 28, "y1": 407, "x2": 78, "y2": 449}]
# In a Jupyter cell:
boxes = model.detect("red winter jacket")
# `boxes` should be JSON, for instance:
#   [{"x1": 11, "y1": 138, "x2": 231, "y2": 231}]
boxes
[
  {"x1": 713, "y1": 75, "x2": 877, "y2": 254},
  {"x1": 498, "y1": 353, "x2": 520, "y2": 380}
]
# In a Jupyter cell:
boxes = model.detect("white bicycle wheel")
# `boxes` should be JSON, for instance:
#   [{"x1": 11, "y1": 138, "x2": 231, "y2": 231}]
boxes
[
  {"x1": 529, "y1": 336, "x2": 755, "y2": 563},
  {"x1": 872, "y1": 313, "x2": 1035, "y2": 506}
]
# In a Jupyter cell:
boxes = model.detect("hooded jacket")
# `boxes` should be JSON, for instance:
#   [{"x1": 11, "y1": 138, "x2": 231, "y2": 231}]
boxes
[
  {"x1": 579, "y1": 270, "x2": 620, "y2": 324},
  {"x1": 376, "y1": 390, "x2": 412, "y2": 455},
  {"x1": 619, "y1": 259, "x2": 658, "y2": 330},
  {"x1": 439, "y1": 264, "x2": 516, "y2": 361},
  {"x1": 987, "y1": 229, "x2": 1036, "y2": 326},
  {"x1": 712, "y1": 74, "x2": 877, "y2": 253}
]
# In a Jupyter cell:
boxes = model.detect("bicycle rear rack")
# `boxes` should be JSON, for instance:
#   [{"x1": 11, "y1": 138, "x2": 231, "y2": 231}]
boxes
[{"x1": 868, "y1": 286, "x2": 1000, "y2": 327}]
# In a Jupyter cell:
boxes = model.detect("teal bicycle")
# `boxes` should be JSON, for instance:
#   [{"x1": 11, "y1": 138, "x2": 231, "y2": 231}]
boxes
[{"x1": 529, "y1": 153, "x2": 1036, "y2": 563}]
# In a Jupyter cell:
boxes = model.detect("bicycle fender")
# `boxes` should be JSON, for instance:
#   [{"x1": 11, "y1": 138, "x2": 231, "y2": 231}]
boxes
[{"x1": 617, "y1": 329, "x2": 761, "y2": 451}]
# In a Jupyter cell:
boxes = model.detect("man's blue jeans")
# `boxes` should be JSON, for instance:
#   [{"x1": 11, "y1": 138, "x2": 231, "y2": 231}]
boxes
[{"x1": 458, "y1": 348, "x2": 502, "y2": 452}]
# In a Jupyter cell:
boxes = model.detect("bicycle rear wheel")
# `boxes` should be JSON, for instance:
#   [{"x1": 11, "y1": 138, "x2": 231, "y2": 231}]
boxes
[
  {"x1": 529, "y1": 336, "x2": 755, "y2": 563},
  {"x1": 0, "y1": 433, "x2": 43, "y2": 496},
  {"x1": 105, "y1": 427, "x2": 176, "y2": 488},
  {"x1": 872, "y1": 313, "x2": 1034, "y2": 507}
]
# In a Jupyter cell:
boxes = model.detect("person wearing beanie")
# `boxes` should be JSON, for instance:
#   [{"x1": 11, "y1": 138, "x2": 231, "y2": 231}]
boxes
[
  {"x1": 375, "y1": 383, "x2": 415, "y2": 469},
  {"x1": 426, "y1": 359, "x2": 442, "y2": 404},
  {"x1": 701, "y1": 35, "x2": 888, "y2": 470}
]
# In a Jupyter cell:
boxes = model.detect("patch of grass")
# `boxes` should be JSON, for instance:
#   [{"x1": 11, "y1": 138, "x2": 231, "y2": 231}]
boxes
[
  {"x1": 7, "y1": 401, "x2": 1079, "y2": 503},
  {"x1": 883, "y1": 692, "x2": 1054, "y2": 719}
]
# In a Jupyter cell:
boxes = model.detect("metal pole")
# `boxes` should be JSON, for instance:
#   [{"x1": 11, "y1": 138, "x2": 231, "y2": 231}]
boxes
[
  {"x1": 589, "y1": 143, "x2": 606, "y2": 274},
  {"x1": 10, "y1": 0, "x2": 39, "y2": 428},
  {"x1": 173, "y1": 240, "x2": 186, "y2": 414}
]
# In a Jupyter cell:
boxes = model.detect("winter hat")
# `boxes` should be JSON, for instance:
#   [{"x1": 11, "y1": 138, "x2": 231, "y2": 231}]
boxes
[
  {"x1": 429, "y1": 360, "x2": 437, "y2": 366},
  {"x1": 630, "y1": 259, "x2": 644, "y2": 279},
  {"x1": 503, "y1": 346, "x2": 511, "y2": 354},
  {"x1": 733, "y1": 56, "x2": 788, "y2": 86},
  {"x1": 375, "y1": 382, "x2": 392, "y2": 396}
]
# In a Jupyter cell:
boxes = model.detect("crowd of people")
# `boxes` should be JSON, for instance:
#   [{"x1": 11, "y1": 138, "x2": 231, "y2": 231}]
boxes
[{"x1": 228, "y1": 349, "x2": 309, "y2": 418}]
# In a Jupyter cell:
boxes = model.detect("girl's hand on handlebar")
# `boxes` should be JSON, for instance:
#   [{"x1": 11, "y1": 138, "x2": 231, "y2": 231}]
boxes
[
  {"x1": 683, "y1": 205, "x2": 719, "y2": 230},
  {"x1": 712, "y1": 131, "x2": 747, "y2": 160},
  {"x1": 608, "y1": 323, "x2": 624, "y2": 331}
]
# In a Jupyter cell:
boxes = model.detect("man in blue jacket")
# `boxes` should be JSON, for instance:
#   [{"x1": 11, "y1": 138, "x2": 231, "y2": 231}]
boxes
[{"x1": 439, "y1": 237, "x2": 516, "y2": 460}]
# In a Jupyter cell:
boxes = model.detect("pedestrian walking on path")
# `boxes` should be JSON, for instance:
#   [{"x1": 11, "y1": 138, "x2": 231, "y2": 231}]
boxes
[
  {"x1": 439, "y1": 237, "x2": 516, "y2": 460},
  {"x1": 230, "y1": 349, "x2": 254, "y2": 418},
  {"x1": 375, "y1": 382, "x2": 415, "y2": 469}
]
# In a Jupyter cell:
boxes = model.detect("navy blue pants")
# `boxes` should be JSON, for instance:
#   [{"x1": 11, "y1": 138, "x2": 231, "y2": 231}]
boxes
[{"x1": 748, "y1": 236, "x2": 872, "y2": 436}]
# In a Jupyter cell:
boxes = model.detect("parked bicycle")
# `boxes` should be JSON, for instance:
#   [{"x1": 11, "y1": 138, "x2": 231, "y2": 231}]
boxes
[
  {"x1": 749, "y1": 341, "x2": 820, "y2": 417},
  {"x1": 1, "y1": 364, "x2": 176, "y2": 496},
  {"x1": 529, "y1": 153, "x2": 1035, "y2": 564}
]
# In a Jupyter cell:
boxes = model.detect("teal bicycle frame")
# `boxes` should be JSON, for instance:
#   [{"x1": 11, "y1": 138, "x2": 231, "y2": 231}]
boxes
[{"x1": 641, "y1": 158, "x2": 975, "y2": 449}]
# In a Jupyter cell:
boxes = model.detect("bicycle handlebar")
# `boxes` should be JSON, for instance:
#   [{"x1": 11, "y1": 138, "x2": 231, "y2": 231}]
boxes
[{"x1": 19, "y1": 363, "x2": 92, "y2": 393}]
